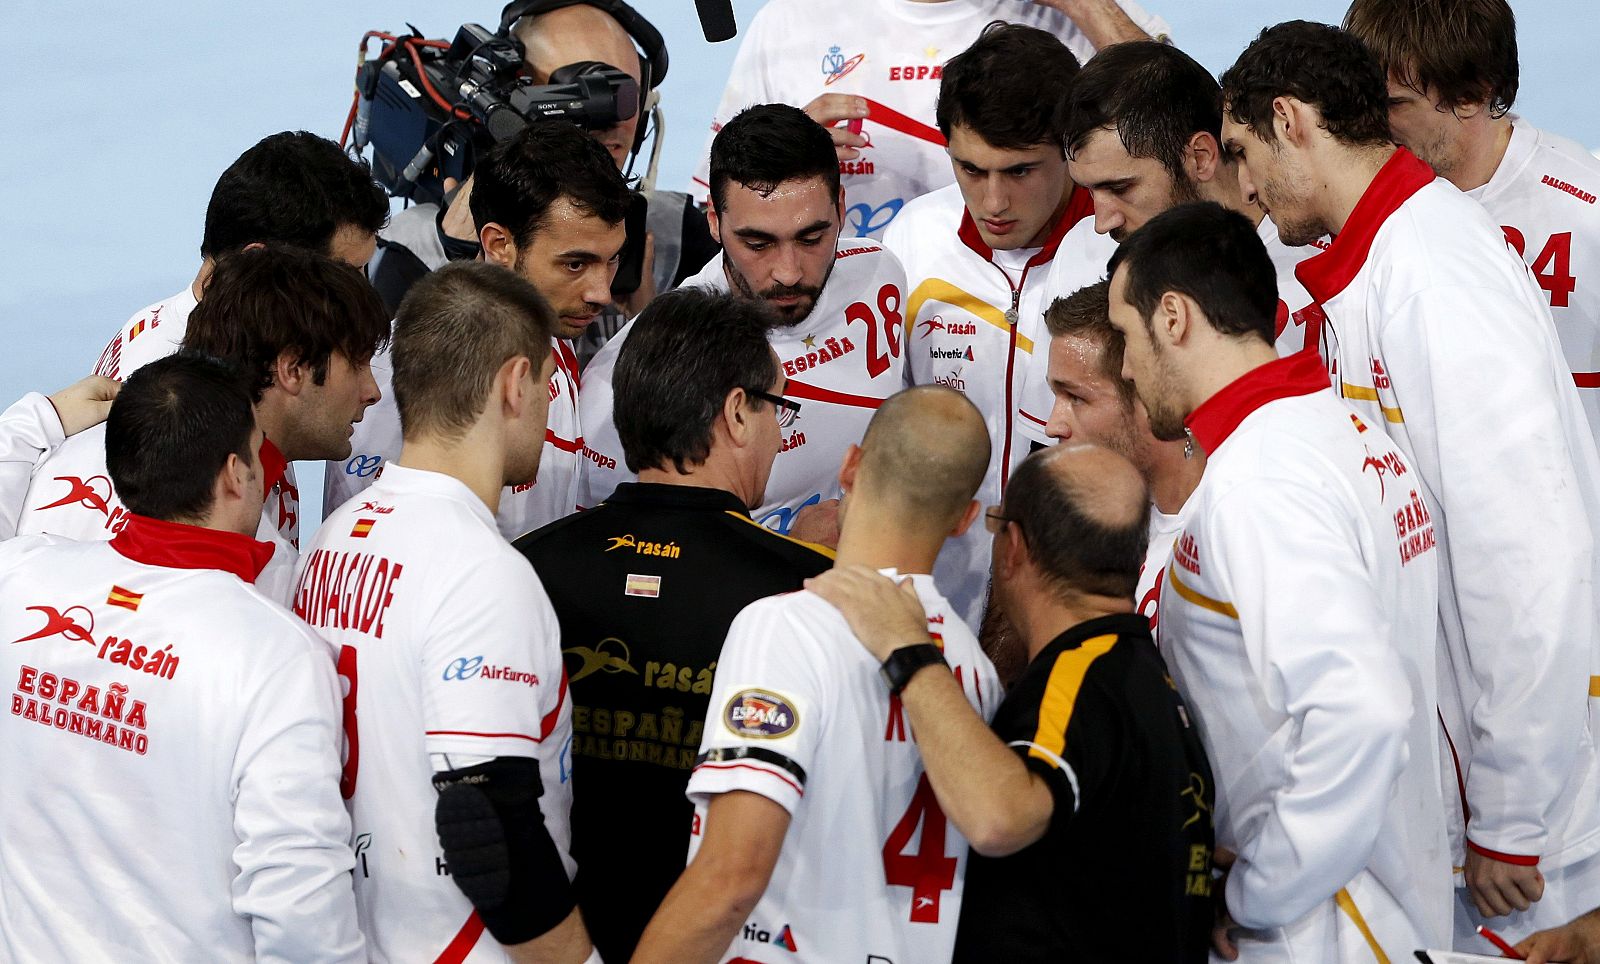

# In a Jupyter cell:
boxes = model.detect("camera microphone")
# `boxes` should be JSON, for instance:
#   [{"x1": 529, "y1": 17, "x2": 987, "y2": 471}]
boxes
[{"x1": 694, "y1": 0, "x2": 737, "y2": 42}]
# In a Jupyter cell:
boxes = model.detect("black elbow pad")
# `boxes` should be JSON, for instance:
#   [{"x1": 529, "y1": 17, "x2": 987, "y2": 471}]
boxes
[{"x1": 432, "y1": 757, "x2": 577, "y2": 944}]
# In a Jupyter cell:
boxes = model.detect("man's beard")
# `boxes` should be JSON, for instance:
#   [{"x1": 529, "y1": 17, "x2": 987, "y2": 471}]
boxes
[
  {"x1": 1261, "y1": 168, "x2": 1328, "y2": 248},
  {"x1": 726, "y1": 257, "x2": 834, "y2": 326},
  {"x1": 1110, "y1": 174, "x2": 1205, "y2": 244},
  {"x1": 1135, "y1": 351, "x2": 1190, "y2": 443}
]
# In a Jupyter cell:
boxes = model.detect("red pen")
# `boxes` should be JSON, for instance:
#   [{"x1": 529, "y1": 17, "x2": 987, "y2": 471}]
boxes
[
  {"x1": 846, "y1": 117, "x2": 863, "y2": 136},
  {"x1": 1477, "y1": 924, "x2": 1527, "y2": 959}
]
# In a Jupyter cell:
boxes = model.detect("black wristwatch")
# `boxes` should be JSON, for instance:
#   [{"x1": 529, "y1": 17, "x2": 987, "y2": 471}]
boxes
[{"x1": 879, "y1": 643, "x2": 948, "y2": 695}]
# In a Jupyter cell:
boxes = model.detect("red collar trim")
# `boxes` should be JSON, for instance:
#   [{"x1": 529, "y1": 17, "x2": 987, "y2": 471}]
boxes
[
  {"x1": 110, "y1": 514, "x2": 275, "y2": 584},
  {"x1": 1184, "y1": 351, "x2": 1330, "y2": 453},
  {"x1": 1295, "y1": 147, "x2": 1435, "y2": 302},
  {"x1": 956, "y1": 184, "x2": 1092, "y2": 270},
  {"x1": 259, "y1": 436, "x2": 288, "y2": 499}
]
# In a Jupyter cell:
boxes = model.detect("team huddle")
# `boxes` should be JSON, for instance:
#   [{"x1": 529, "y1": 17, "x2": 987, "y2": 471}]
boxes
[{"x1": 5, "y1": 0, "x2": 1600, "y2": 961}]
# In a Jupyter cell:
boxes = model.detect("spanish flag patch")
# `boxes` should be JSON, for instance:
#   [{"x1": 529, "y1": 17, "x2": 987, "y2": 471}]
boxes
[
  {"x1": 351, "y1": 518, "x2": 377, "y2": 539},
  {"x1": 106, "y1": 585, "x2": 143, "y2": 612},
  {"x1": 128, "y1": 319, "x2": 147, "y2": 342}
]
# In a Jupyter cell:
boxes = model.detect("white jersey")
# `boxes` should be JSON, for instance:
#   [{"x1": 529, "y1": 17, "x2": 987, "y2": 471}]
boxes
[
  {"x1": 0, "y1": 516, "x2": 360, "y2": 963},
  {"x1": 580, "y1": 238, "x2": 910, "y2": 531},
  {"x1": 295, "y1": 464, "x2": 574, "y2": 964},
  {"x1": 692, "y1": 0, "x2": 1169, "y2": 239},
  {"x1": 1041, "y1": 213, "x2": 1324, "y2": 359},
  {"x1": 93, "y1": 286, "x2": 198, "y2": 381},
  {"x1": 1134, "y1": 503, "x2": 1189, "y2": 642},
  {"x1": 686, "y1": 571, "x2": 1000, "y2": 964},
  {"x1": 1467, "y1": 117, "x2": 1600, "y2": 449},
  {"x1": 14, "y1": 426, "x2": 300, "y2": 604},
  {"x1": 884, "y1": 183, "x2": 1095, "y2": 627},
  {"x1": 0, "y1": 393, "x2": 64, "y2": 541},
  {"x1": 1160, "y1": 352, "x2": 1449, "y2": 962},
  {"x1": 1298, "y1": 148, "x2": 1600, "y2": 872},
  {"x1": 328, "y1": 337, "x2": 584, "y2": 539}
]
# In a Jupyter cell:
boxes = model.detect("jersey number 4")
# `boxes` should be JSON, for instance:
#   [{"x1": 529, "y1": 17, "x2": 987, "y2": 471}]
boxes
[
  {"x1": 845, "y1": 284, "x2": 905, "y2": 378},
  {"x1": 1503, "y1": 228, "x2": 1577, "y2": 308},
  {"x1": 882, "y1": 773, "x2": 958, "y2": 922}
]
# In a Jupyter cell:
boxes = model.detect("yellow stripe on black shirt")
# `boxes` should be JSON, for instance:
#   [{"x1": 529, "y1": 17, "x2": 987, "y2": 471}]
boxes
[{"x1": 1029, "y1": 633, "x2": 1119, "y2": 767}]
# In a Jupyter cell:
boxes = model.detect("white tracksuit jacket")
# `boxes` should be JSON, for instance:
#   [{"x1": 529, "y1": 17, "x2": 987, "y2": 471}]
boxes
[
  {"x1": 1296, "y1": 147, "x2": 1600, "y2": 873},
  {"x1": 1160, "y1": 351, "x2": 1450, "y2": 962}
]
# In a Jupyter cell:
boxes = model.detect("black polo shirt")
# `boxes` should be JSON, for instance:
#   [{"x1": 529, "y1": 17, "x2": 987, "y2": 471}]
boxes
[
  {"x1": 953, "y1": 613, "x2": 1215, "y2": 964},
  {"x1": 514, "y1": 482, "x2": 832, "y2": 962}
]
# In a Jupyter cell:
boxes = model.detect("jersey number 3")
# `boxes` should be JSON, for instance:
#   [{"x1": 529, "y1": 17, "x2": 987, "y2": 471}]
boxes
[
  {"x1": 337, "y1": 644, "x2": 361, "y2": 800},
  {"x1": 882, "y1": 773, "x2": 958, "y2": 922},
  {"x1": 845, "y1": 284, "x2": 904, "y2": 378}
]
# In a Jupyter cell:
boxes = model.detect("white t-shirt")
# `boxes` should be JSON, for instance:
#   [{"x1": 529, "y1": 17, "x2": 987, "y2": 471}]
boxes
[
  {"x1": 93, "y1": 286, "x2": 199, "y2": 381},
  {"x1": 0, "y1": 518, "x2": 360, "y2": 963},
  {"x1": 884, "y1": 182, "x2": 1096, "y2": 627},
  {"x1": 328, "y1": 337, "x2": 584, "y2": 540},
  {"x1": 294, "y1": 463, "x2": 574, "y2": 964},
  {"x1": 13, "y1": 426, "x2": 300, "y2": 603},
  {"x1": 1159, "y1": 352, "x2": 1449, "y2": 962},
  {"x1": 1135, "y1": 503, "x2": 1189, "y2": 642},
  {"x1": 1467, "y1": 117, "x2": 1600, "y2": 450},
  {"x1": 692, "y1": 0, "x2": 1170, "y2": 239},
  {"x1": 579, "y1": 238, "x2": 909, "y2": 532},
  {"x1": 0, "y1": 393, "x2": 64, "y2": 541},
  {"x1": 686, "y1": 571, "x2": 1000, "y2": 964},
  {"x1": 1299, "y1": 148, "x2": 1600, "y2": 870}
]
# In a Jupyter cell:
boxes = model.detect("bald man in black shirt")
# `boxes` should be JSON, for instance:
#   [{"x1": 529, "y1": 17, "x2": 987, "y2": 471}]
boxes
[
  {"x1": 515, "y1": 288, "x2": 829, "y2": 961},
  {"x1": 811, "y1": 443, "x2": 1214, "y2": 963}
]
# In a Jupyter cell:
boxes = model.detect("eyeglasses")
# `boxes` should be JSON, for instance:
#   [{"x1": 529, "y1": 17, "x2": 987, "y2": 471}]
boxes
[
  {"x1": 984, "y1": 506, "x2": 1014, "y2": 534},
  {"x1": 749, "y1": 388, "x2": 803, "y2": 417}
]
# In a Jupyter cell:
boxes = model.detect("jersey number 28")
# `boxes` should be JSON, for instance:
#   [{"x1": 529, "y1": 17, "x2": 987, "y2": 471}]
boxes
[
  {"x1": 845, "y1": 284, "x2": 905, "y2": 379},
  {"x1": 882, "y1": 773, "x2": 958, "y2": 922}
]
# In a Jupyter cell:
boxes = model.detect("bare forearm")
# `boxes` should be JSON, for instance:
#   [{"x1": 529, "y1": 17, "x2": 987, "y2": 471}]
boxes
[
  {"x1": 503, "y1": 908, "x2": 591, "y2": 964},
  {"x1": 1037, "y1": 0, "x2": 1151, "y2": 48},
  {"x1": 899, "y1": 666, "x2": 1052, "y2": 856},
  {"x1": 632, "y1": 862, "x2": 756, "y2": 964}
]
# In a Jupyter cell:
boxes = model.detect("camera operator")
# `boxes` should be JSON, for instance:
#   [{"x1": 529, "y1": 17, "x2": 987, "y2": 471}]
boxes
[{"x1": 367, "y1": 0, "x2": 718, "y2": 363}]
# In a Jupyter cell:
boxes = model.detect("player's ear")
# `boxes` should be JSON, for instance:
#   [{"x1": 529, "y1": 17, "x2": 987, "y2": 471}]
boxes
[
  {"x1": 217, "y1": 448, "x2": 254, "y2": 509},
  {"x1": 498, "y1": 355, "x2": 534, "y2": 419},
  {"x1": 271, "y1": 350, "x2": 309, "y2": 397},
  {"x1": 479, "y1": 222, "x2": 517, "y2": 269},
  {"x1": 1277, "y1": 96, "x2": 1315, "y2": 150},
  {"x1": 837, "y1": 443, "x2": 862, "y2": 493},
  {"x1": 1158, "y1": 291, "x2": 1191, "y2": 348},
  {"x1": 949, "y1": 499, "x2": 982, "y2": 538},
  {"x1": 706, "y1": 200, "x2": 722, "y2": 247},
  {"x1": 1186, "y1": 131, "x2": 1221, "y2": 184}
]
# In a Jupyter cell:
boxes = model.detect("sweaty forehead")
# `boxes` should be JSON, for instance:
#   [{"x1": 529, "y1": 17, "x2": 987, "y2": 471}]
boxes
[
  {"x1": 527, "y1": 196, "x2": 627, "y2": 255},
  {"x1": 718, "y1": 178, "x2": 838, "y2": 231}
]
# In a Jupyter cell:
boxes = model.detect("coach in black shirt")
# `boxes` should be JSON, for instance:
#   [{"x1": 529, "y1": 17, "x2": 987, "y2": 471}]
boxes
[
  {"x1": 515, "y1": 288, "x2": 830, "y2": 961},
  {"x1": 811, "y1": 443, "x2": 1214, "y2": 963}
]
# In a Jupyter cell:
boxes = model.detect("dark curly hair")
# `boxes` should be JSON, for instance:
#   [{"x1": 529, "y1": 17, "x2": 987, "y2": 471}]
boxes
[{"x1": 1219, "y1": 21, "x2": 1392, "y2": 148}]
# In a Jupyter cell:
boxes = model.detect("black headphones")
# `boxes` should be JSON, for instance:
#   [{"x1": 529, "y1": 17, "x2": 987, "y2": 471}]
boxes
[{"x1": 497, "y1": 0, "x2": 669, "y2": 156}]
